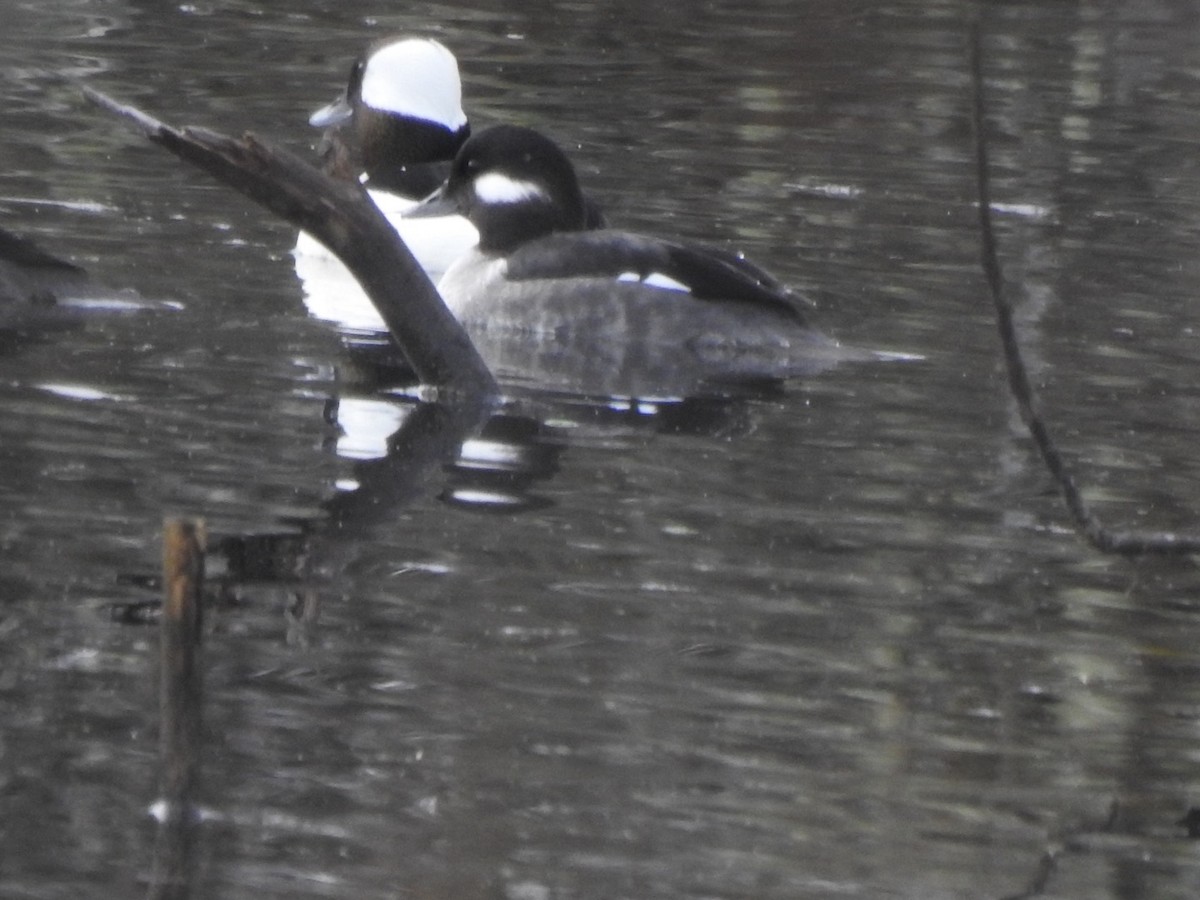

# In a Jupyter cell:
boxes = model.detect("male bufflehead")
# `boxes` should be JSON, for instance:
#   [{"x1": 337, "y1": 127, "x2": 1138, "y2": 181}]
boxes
[
  {"x1": 407, "y1": 125, "x2": 846, "y2": 385},
  {"x1": 308, "y1": 36, "x2": 470, "y2": 194},
  {"x1": 294, "y1": 36, "x2": 479, "y2": 334}
]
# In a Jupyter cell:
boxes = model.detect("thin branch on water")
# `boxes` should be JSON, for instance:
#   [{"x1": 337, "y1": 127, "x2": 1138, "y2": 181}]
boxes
[
  {"x1": 999, "y1": 847, "x2": 1059, "y2": 900},
  {"x1": 996, "y1": 799, "x2": 1121, "y2": 900},
  {"x1": 969, "y1": 24, "x2": 1200, "y2": 555}
]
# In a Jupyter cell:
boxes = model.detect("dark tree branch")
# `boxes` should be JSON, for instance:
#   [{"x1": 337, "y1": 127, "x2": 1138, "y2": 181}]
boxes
[
  {"x1": 81, "y1": 86, "x2": 498, "y2": 398},
  {"x1": 970, "y1": 25, "x2": 1200, "y2": 555}
]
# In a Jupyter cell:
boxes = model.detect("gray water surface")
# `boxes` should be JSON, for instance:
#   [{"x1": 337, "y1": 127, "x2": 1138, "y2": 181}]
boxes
[{"x1": 3, "y1": 2, "x2": 1200, "y2": 898}]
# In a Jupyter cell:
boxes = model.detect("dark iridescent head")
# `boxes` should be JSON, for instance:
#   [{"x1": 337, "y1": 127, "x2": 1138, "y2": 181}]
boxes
[
  {"x1": 309, "y1": 37, "x2": 470, "y2": 179},
  {"x1": 408, "y1": 125, "x2": 589, "y2": 252}
]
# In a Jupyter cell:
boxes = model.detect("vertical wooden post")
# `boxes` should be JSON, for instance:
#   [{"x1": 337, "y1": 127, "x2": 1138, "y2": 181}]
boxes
[
  {"x1": 160, "y1": 518, "x2": 205, "y2": 805},
  {"x1": 148, "y1": 518, "x2": 205, "y2": 900}
]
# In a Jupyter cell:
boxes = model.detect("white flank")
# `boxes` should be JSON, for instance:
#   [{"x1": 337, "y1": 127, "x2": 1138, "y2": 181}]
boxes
[
  {"x1": 473, "y1": 173, "x2": 548, "y2": 205},
  {"x1": 617, "y1": 271, "x2": 690, "y2": 293},
  {"x1": 360, "y1": 38, "x2": 468, "y2": 128}
]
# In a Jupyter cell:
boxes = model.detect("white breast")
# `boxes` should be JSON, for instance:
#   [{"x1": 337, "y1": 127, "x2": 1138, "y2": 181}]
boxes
[{"x1": 293, "y1": 188, "x2": 478, "y2": 334}]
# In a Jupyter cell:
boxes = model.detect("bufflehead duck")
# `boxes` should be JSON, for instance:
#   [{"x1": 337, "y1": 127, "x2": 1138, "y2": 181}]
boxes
[
  {"x1": 407, "y1": 125, "x2": 848, "y2": 386},
  {"x1": 294, "y1": 37, "x2": 479, "y2": 334},
  {"x1": 0, "y1": 225, "x2": 118, "y2": 334},
  {"x1": 0, "y1": 225, "x2": 88, "y2": 308},
  {"x1": 308, "y1": 36, "x2": 470, "y2": 194},
  {"x1": 0, "y1": 224, "x2": 167, "y2": 334}
]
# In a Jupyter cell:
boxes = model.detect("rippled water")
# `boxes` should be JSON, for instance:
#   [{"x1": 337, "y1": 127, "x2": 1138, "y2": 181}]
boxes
[{"x1": 4, "y1": 1, "x2": 1200, "y2": 898}]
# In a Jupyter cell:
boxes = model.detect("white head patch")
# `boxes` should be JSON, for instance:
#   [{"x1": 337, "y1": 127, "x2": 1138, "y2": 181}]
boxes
[
  {"x1": 473, "y1": 172, "x2": 549, "y2": 205},
  {"x1": 360, "y1": 38, "x2": 468, "y2": 128}
]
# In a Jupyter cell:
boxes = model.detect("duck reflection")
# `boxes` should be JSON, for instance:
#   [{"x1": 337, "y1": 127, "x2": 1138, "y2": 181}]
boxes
[
  {"x1": 323, "y1": 393, "x2": 556, "y2": 527},
  {"x1": 214, "y1": 345, "x2": 791, "y2": 594},
  {"x1": 319, "y1": 344, "x2": 796, "y2": 523}
]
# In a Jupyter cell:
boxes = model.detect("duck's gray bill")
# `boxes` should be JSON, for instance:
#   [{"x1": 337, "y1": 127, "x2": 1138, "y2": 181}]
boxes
[
  {"x1": 309, "y1": 95, "x2": 352, "y2": 128},
  {"x1": 403, "y1": 185, "x2": 458, "y2": 219}
]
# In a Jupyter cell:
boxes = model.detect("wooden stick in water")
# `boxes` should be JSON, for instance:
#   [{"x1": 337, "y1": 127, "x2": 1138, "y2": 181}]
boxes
[
  {"x1": 148, "y1": 518, "x2": 206, "y2": 900},
  {"x1": 160, "y1": 518, "x2": 205, "y2": 806}
]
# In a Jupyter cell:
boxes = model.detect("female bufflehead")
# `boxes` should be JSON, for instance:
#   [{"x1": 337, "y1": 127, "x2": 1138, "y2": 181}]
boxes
[
  {"x1": 0, "y1": 224, "x2": 165, "y2": 333},
  {"x1": 0, "y1": 225, "x2": 87, "y2": 308},
  {"x1": 294, "y1": 36, "x2": 478, "y2": 334},
  {"x1": 407, "y1": 125, "x2": 849, "y2": 386}
]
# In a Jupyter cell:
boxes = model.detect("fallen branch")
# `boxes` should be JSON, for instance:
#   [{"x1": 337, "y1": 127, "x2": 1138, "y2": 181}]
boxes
[
  {"x1": 81, "y1": 86, "x2": 497, "y2": 397},
  {"x1": 970, "y1": 25, "x2": 1200, "y2": 555}
]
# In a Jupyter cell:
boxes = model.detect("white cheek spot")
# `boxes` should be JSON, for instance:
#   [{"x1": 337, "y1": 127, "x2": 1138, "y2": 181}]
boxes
[
  {"x1": 617, "y1": 271, "x2": 690, "y2": 293},
  {"x1": 360, "y1": 38, "x2": 468, "y2": 129},
  {"x1": 473, "y1": 173, "x2": 548, "y2": 205}
]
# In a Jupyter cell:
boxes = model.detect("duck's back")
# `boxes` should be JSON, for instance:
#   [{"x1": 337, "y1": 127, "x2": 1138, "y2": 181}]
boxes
[{"x1": 437, "y1": 243, "x2": 846, "y2": 389}]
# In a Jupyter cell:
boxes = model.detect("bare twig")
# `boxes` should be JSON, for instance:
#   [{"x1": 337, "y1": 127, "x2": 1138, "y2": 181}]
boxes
[
  {"x1": 999, "y1": 846, "x2": 1059, "y2": 900},
  {"x1": 970, "y1": 25, "x2": 1200, "y2": 555},
  {"x1": 997, "y1": 799, "x2": 1121, "y2": 900}
]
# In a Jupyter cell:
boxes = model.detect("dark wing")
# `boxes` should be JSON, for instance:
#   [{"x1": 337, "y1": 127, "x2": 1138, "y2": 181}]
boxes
[
  {"x1": 0, "y1": 226, "x2": 92, "y2": 323},
  {"x1": 502, "y1": 230, "x2": 811, "y2": 322},
  {"x1": 0, "y1": 225, "x2": 85, "y2": 274},
  {"x1": 663, "y1": 240, "x2": 813, "y2": 318}
]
